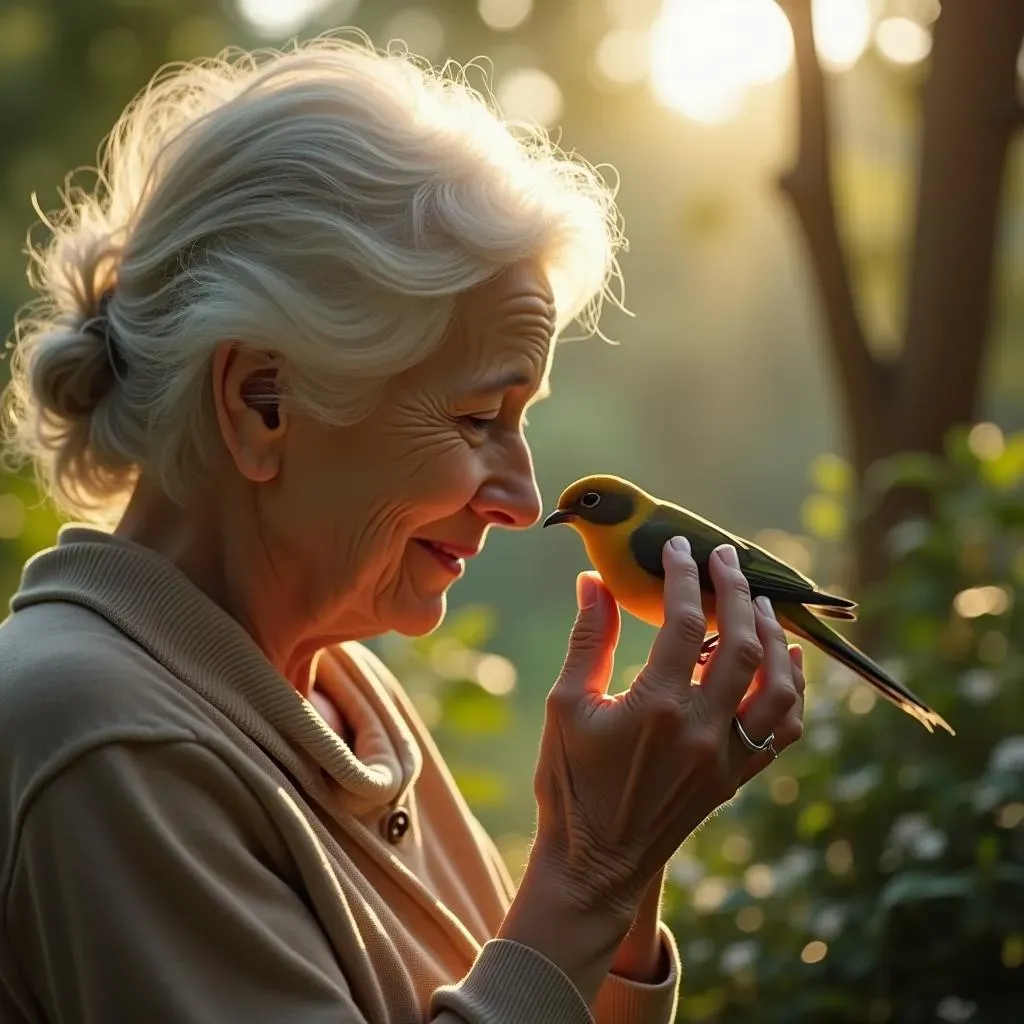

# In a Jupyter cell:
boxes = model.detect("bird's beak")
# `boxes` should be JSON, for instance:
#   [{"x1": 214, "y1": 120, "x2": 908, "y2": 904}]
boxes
[{"x1": 542, "y1": 508, "x2": 577, "y2": 528}]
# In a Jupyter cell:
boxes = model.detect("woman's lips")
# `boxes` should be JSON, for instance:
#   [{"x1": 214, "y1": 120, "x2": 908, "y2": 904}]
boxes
[{"x1": 414, "y1": 539, "x2": 468, "y2": 575}]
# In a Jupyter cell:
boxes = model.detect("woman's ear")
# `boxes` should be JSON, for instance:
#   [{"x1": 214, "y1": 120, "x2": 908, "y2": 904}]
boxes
[{"x1": 211, "y1": 342, "x2": 288, "y2": 483}]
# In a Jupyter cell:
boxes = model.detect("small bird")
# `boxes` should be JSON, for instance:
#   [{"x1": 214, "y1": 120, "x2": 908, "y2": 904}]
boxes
[{"x1": 542, "y1": 474, "x2": 953, "y2": 735}]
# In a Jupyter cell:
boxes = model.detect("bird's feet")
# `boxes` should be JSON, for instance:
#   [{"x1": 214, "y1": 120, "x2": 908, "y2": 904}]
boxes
[{"x1": 697, "y1": 633, "x2": 720, "y2": 665}]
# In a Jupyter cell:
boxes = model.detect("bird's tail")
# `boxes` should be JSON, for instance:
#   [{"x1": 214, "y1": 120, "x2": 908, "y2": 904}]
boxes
[{"x1": 778, "y1": 603, "x2": 954, "y2": 736}]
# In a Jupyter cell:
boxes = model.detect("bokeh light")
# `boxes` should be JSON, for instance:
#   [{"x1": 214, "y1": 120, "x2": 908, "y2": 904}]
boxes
[
  {"x1": 848, "y1": 685, "x2": 878, "y2": 715},
  {"x1": 812, "y1": 0, "x2": 872, "y2": 72},
  {"x1": 744, "y1": 863, "x2": 775, "y2": 898},
  {"x1": 875, "y1": 16, "x2": 933, "y2": 65},
  {"x1": 594, "y1": 28, "x2": 650, "y2": 86},
  {"x1": 478, "y1": 0, "x2": 533, "y2": 32},
  {"x1": 649, "y1": 0, "x2": 793, "y2": 123},
  {"x1": 967, "y1": 422, "x2": 1006, "y2": 460},
  {"x1": 495, "y1": 66, "x2": 563, "y2": 126},
  {"x1": 953, "y1": 585, "x2": 1012, "y2": 619},
  {"x1": 801, "y1": 940, "x2": 828, "y2": 964},
  {"x1": 236, "y1": 0, "x2": 340, "y2": 36},
  {"x1": 770, "y1": 774, "x2": 800, "y2": 804},
  {"x1": 693, "y1": 876, "x2": 731, "y2": 911}
]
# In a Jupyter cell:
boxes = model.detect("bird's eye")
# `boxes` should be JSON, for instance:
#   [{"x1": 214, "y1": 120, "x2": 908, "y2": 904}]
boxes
[{"x1": 580, "y1": 491, "x2": 601, "y2": 508}]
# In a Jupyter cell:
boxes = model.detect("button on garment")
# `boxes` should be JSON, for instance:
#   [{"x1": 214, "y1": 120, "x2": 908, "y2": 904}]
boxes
[{"x1": 383, "y1": 808, "x2": 411, "y2": 843}]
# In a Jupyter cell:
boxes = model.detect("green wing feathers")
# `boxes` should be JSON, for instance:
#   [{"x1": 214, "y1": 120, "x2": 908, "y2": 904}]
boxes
[
  {"x1": 738, "y1": 538, "x2": 857, "y2": 614},
  {"x1": 777, "y1": 603, "x2": 954, "y2": 735},
  {"x1": 631, "y1": 501, "x2": 951, "y2": 735}
]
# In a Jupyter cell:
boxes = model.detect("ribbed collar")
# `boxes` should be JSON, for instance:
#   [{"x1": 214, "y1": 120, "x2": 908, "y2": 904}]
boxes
[{"x1": 10, "y1": 525, "x2": 422, "y2": 817}]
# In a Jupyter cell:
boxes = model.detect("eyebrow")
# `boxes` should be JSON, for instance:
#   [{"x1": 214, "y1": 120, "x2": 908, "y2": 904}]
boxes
[{"x1": 463, "y1": 370, "x2": 551, "y2": 400}]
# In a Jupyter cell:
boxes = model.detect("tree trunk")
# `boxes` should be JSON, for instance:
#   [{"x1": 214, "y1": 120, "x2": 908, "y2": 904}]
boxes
[{"x1": 777, "y1": 0, "x2": 1024, "y2": 601}]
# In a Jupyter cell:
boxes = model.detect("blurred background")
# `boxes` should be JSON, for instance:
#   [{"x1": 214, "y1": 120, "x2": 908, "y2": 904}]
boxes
[{"x1": 1, "y1": 0, "x2": 1022, "y2": 1020}]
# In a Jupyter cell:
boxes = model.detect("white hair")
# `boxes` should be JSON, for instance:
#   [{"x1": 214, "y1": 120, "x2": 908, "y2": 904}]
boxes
[{"x1": 1, "y1": 33, "x2": 625, "y2": 525}]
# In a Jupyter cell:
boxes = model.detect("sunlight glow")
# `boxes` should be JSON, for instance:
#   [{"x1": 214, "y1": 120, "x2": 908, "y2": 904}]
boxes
[
  {"x1": 478, "y1": 0, "x2": 532, "y2": 32},
  {"x1": 968, "y1": 422, "x2": 1006, "y2": 460},
  {"x1": 595, "y1": 28, "x2": 650, "y2": 85},
  {"x1": 875, "y1": 15, "x2": 932, "y2": 65},
  {"x1": 954, "y1": 585, "x2": 1012, "y2": 619},
  {"x1": 811, "y1": 0, "x2": 872, "y2": 72},
  {"x1": 801, "y1": 940, "x2": 828, "y2": 964},
  {"x1": 649, "y1": 0, "x2": 793, "y2": 123},
  {"x1": 495, "y1": 67, "x2": 563, "y2": 126},
  {"x1": 382, "y1": 8, "x2": 445, "y2": 59},
  {"x1": 237, "y1": 0, "x2": 339, "y2": 37}
]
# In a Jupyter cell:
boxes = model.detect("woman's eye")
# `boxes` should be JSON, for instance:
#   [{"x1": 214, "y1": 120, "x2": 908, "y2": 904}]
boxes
[{"x1": 460, "y1": 415, "x2": 498, "y2": 434}]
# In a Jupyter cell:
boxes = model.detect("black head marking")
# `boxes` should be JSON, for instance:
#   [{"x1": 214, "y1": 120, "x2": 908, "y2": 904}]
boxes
[{"x1": 572, "y1": 487, "x2": 634, "y2": 526}]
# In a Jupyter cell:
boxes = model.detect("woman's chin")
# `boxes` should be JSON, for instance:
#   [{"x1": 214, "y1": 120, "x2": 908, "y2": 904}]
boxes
[{"x1": 392, "y1": 593, "x2": 448, "y2": 637}]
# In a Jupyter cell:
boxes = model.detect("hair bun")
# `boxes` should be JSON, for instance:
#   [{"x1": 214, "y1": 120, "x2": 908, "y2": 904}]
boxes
[{"x1": 36, "y1": 300, "x2": 121, "y2": 421}]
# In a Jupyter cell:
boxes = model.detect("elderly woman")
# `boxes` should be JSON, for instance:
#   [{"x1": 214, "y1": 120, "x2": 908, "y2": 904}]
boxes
[{"x1": 0, "y1": 39, "x2": 805, "y2": 1024}]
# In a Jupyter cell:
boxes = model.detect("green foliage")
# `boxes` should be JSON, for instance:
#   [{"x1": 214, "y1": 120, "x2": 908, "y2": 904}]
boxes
[
  {"x1": 664, "y1": 428, "x2": 1024, "y2": 1023},
  {"x1": 1, "y1": 1, "x2": 1023, "y2": 1017},
  {"x1": 373, "y1": 604, "x2": 518, "y2": 813}
]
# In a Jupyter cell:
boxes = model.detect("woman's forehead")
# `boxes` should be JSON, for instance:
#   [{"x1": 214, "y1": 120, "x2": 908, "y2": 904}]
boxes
[{"x1": 405, "y1": 264, "x2": 557, "y2": 390}]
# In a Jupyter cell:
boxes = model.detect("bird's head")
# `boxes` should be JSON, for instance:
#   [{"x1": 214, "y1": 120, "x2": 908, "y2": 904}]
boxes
[{"x1": 542, "y1": 475, "x2": 655, "y2": 533}]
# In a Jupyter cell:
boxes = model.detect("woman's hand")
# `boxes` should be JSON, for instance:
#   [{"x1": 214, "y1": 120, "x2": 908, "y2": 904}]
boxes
[{"x1": 531, "y1": 537, "x2": 805, "y2": 919}]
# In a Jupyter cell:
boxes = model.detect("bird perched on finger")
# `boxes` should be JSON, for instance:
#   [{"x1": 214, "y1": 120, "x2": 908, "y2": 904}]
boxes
[{"x1": 542, "y1": 474, "x2": 953, "y2": 736}]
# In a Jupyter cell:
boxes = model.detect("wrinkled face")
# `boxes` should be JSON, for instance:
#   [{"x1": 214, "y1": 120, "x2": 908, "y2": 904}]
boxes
[{"x1": 268, "y1": 260, "x2": 555, "y2": 639}]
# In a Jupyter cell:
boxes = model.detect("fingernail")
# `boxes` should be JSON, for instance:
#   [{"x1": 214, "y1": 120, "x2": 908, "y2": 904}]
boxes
[
  {"x1": 716, "y1": 544, "x2": 739, "y2": 568},
  {"x1": 791, "y1": 645, "x2": 804, "y2": 669},
  {"x1": 754, "y1": 596, "x2": 775, "y2": 619},
  {"x1": 669, "y1": 535, "x2": 691, "y2": 555},
  {"x1": 576, "y1": 574, "x2": 597, "y2": 610}
]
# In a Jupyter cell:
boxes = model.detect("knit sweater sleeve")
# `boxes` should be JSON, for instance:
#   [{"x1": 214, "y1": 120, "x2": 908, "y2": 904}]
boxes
[{"x1": 4, "y1": 738, "x2": 599, "y2": 1024}]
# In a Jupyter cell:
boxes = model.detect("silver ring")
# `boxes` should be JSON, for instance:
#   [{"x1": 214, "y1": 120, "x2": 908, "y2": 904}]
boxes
[{"x1": 732, "y1": 716, "x2": 776, "y2": 756}]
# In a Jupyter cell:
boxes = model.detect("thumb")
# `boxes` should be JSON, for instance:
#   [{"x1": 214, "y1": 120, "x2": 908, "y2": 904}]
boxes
[{"x1": 552, "y1": 572, "x2": 621, "y2": 701}]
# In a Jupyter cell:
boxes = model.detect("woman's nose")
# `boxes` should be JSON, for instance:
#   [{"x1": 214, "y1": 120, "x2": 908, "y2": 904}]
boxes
[{"x1": 472, "y1": 466, "x2": 542, "y2": 530}]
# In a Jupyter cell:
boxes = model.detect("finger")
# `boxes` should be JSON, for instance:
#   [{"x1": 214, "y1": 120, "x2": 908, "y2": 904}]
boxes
[
  {"x1": 738, "y1": 644, "x2": 806, "y2": 785},
  {"x1": 550, "y1": 571, "x2": 621, "y2": 703},
  {"x1": 789, "y1": 644, "x2": 806, "y2": 696},
  {"x1": 635, "y1": 536, "x2": 705, "y2": 697},
  {"x1": 729, "y1": 597, "x2": 795, "y2": 748},
  {"x1": 701, "y1": 545, "x2": 763, "y2": 717}
]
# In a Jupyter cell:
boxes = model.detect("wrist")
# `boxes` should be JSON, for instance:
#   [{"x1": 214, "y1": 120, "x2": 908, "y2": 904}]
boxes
[
  {"x1": 527, "y1": 831, "x2": 644, "y2": 921},
  {"x1": 498, "y1": 845, "x2": 636, "y2": 1007},
  {"x1": 610, "y1": 868, "x2": 666, "y2": 983}
]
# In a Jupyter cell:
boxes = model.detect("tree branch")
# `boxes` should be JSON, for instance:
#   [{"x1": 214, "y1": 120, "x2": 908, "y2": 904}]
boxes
[
  {"x1": 776, "y1": 0, "x2": 882, "y2": 446},
  {"x1": 900, "y1": 1, "x2": 1024, "y2": 451}
]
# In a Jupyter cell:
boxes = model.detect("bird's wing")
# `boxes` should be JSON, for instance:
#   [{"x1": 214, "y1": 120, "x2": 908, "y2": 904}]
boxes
[
  {"x1": 738, "y1": 538, "x2": 856, "y2": 610},
  {"x1": 630, "y1": 503, "x2": 856, "y2": 611},
  {"x1": 628, "y1": 507, "x2": 735, "y2": 589}
]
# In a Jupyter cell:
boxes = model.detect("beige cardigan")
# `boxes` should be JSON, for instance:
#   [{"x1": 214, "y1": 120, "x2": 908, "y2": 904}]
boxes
[{"x1": 0, "y1": 527, "x2": 680, "y2": 1023}]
